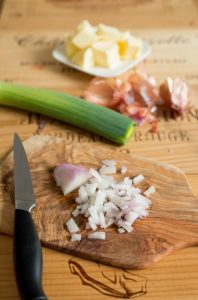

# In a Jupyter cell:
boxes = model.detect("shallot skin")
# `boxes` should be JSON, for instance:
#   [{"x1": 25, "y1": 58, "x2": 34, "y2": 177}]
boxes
[
  {"x1": 84, "y1": 73, "x2": 161, "y2": 132},
  {"x1": 84, "y1": 72, "x2": 191, "y2": 133},
  {"x1": 159, "y1": 77, "x2": 190, "y2": 113}
]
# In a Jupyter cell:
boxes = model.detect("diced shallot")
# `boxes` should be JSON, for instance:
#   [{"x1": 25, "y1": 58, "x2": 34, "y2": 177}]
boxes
[
  {"x1": 99, "y1": 211, "x2": 106, "y2": 228},
  {"x1": 72, "y1": 208, "x2": 80, "y2": 217},
  {"x1": 144, "y1": 185, "x2": 156, "y2": 196},
  {"x1": 125, "y1": 211, "x2": 140, "y2": 225},
  {"x1": 118, "y1": 228, "x2": 125, "y2": 234},
  {"x1": 94, "y1": 190, "x2": 106, "y2": 212},
  {"x1": 99, "y1": 165, "x2": 116, "y2": 175},
  {"x1": 88, "y1": 232, "x2": 106, "y2": 240},
  {"x1": 118, "y1": 220, "x2": 133, "y2": 233},
  {"x1": 78, "y1": 185, "x2": 88, "y2": 202},
  {"x1": 89, "y1": 168, "x2": 102, "y2": 181},
  {"x1": 62, "y1": 160, "x2": 155, "y2": 241},
  {"x1": 121, "y1": 166, "x2": 127, "y2": 174},
  {"x1": 66, "y1": 218, "x2": 80, "y2": 234},
  {"x1": 71, "y1": 234, "x2": 81, "y2": 241},
  {"x1": 101, "y1": 160, "x2": 116, "y2": 166},
  {"x1": 88, "y1": 206, "x2": 100, "y2": 225},
  {"x1": 88, "y1": 217, "x2": 97, "y2": 231},
  {"x1": 85, "y1": 183, "x2": 97, "y2": 196},
  {"x1": 133, "y1": 174, "x2": 145, "y2": 185},
  {"x1": 104, "y1": 218, "x2": 114, "y2": 228}
]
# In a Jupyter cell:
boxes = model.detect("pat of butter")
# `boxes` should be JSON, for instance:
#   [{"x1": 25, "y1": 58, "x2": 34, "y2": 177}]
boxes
[
  {"x1": 65, "y1": 36, "x2": 80, "y2": 58},
  {"x1": 71, "y1": 47, "x2": 94, "y2": 68},
  {"x1": 72, "y1": 26, "x2": 97, "y2": 49},
  {"x1": 76, "y1": 20, "x2": 93, "y2": 33},
  {"x1": 97, "y1": 23, "x2": 121, "y2": 41},
  {"x1": 119, "y1": 35, "x2": 143, "y2": 60},
  {"x1": 92, "y1": 41, "x2": 120, "y2": 68}
]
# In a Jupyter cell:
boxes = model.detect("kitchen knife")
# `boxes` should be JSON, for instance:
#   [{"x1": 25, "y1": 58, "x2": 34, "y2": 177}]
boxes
[{"x1": 13, "y1": 133, "x2": 48, "y2": 300}]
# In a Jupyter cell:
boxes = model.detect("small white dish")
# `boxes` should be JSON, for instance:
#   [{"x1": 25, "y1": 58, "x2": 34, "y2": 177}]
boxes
[{"x1": 52, "y1": 42, "x2": 151, "y2": 78}]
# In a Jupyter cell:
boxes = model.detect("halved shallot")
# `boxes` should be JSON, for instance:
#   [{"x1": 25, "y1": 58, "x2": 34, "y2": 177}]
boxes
[{"x1": 53, "y1": 163, "x2": 91, "y2": 195}]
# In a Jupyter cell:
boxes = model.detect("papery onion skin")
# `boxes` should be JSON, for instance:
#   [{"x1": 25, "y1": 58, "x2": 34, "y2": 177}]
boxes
[{"x1": 159, "y1": 77, "x2": 190, "y2": 113}]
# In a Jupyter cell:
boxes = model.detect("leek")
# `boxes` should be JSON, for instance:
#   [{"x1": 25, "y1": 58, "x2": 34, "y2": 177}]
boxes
[{"x1": 0, "y1": 82, "x2": 136, "y2": 144}]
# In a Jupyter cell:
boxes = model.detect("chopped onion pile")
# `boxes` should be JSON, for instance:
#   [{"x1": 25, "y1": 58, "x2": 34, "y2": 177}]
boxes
[{"x1": 64, "y1": 160, "x2": 155, "y2": 241}]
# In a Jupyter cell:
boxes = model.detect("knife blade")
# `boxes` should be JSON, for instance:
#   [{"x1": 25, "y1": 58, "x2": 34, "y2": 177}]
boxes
[{"x1": 13, "y1": 133, "x2": 48, "y2": 300}]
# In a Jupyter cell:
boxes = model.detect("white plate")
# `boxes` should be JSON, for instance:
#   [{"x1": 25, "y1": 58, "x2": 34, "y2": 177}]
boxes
[{"x1": 52, "y1": 42, "x2": 151, "y2": 78}]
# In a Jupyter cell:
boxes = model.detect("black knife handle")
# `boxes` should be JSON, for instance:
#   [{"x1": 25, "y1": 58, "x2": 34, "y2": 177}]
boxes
[{"x1": 13, "y1": 209, "x2": 48, "y2": 300}]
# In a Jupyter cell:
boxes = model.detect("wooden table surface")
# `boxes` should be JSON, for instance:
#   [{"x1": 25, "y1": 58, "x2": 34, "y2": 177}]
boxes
[{"x1": 0, "y1": 1, "x2": 198, "y2": 299}]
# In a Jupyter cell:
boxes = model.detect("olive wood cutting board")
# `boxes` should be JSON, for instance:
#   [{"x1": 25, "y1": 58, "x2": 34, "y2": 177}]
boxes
[{"x1": 0, "y1": 135, "x2": 198, "y2": 269}]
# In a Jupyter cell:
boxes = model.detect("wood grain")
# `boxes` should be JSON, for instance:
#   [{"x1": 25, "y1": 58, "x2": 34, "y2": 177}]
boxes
[
  {"x1": 1, "y1": 29, "x2": 198, "y2": 87},
  {"x1": 1, "y1": 135, "x2": 198, "y2": 269},
  {"x1": 0, "y1": 233, "x2": 197, "y2": 300},
  {"x1": 0, "y1": 0, "x2": 198, "y2": 298},
  {"x1": 1, "y1": 0, "x2": 198, "y2": 31}
]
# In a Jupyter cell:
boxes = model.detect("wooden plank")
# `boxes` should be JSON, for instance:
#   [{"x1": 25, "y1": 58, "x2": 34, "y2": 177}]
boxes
[
  {"x1": 0, "y1": 28, "x2": 197, "y2": 173},
  {"x1": 1, "y1": 0, "x2": 198, "y2": 30},
  {"x1": 0, "y1": 0, "x2": 198, "y2": 299},
  {"x1": 0, "y1": 110, "x2": 198, "y2": 173},
  {"x1": 0, "y1": 30, "x2": 198, "y2": 88},
  {"x1": 0, "y1": 0, "x2": 5, "y2": 15},
  {"x1": 0, "y1": 107, "x2": 29, "y2": 126},
  {"x1": 0, "y1": 233, "x2": 198, "y2": 300},
  {"x1": 0, "y1": 124, "x2": 37, "y2": 160}
]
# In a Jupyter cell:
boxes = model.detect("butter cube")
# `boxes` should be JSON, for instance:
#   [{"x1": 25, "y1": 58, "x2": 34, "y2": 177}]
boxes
[
  {"x1": 97, "y1": 23, "x2": 121, "y2": 41},
  {"x1": 92, "y1": 41, "x2": 120, "y2": 68},
  {"x1": 71, "y1": 47, "x2": 94, "y2": 69},
  {"x1": 76, "y1": 20, "x2": 93, "y2": 32},
  {"x1": 118, "y1": 32, "x2": 130, "y2": 56},
  {"x1": 72, "y1": 26, "x2": 97, "y2": 49},
  {"x1": 65, "y1": 36, "x2": 80, "y2": 58},
  {"x1": 119, "y1": 35, "x2": 143, "y2": 60}
]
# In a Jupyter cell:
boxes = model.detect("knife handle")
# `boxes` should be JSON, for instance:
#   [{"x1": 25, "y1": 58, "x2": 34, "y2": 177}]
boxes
[{"x1": 13, "y1": 209, "x2": 48, "y2": 300}]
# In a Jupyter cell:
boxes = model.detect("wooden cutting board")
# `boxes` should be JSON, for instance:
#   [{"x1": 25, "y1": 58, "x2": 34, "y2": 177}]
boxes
[{"x1": 0, "y1": 135, "x2": 198, "y2": 269}]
